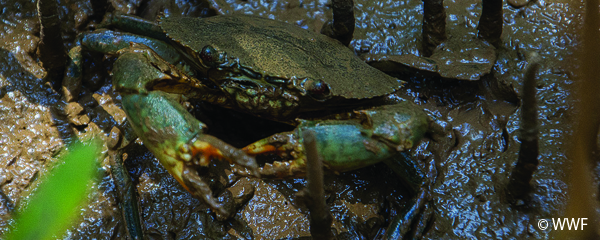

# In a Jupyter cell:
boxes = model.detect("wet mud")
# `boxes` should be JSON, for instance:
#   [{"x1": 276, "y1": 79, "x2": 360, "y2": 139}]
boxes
[{"x1": 0, "y1": 0, "x2": 587, "y2": 239}]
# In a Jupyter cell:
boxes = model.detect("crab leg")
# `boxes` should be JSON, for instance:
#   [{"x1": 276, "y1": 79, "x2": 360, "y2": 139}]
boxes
[
  {"x1": 62, "y1": 13, "x2": 188, "y2": 103},
  {"x1": 383, "y1": 154, "x2": 435, "y2": 239},
  {"x1": 385, "y1": 187, "x2": 432, "y2": 239},
  {"x1": 99, "y1": 12, "x2": 168, "y2": 41},
  {"x1": 111, "y1": 44, "x2": 258, "y2": 216},
  {"x1": 108, "y1": 150, "x2": 144, "y2": 239},
  {"x1": 62, "y1": 29, "x2": 182, "y2": 102}
]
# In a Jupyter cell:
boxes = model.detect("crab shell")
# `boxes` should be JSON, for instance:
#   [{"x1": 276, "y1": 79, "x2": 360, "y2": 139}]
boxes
[{"x1": 159, "y1": 15, "x2": 404, "y2": 119}]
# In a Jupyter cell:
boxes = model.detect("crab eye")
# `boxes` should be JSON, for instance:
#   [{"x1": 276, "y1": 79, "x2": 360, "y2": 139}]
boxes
[
  {"x1": 200, "y1": 45, "x2": 224, "y2": 67},
  {"x1": 305, "y1": 79, "x2": 331, "y2": 101}
]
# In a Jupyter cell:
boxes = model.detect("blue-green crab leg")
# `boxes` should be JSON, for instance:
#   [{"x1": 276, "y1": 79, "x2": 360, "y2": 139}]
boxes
[
  {"x1": 62, "y1": 25, "x2": 181, "y2": 102},
  {"x1": 383, "y1": 154, "x2": 436, "y2": 239},
  {"x1": 111, "y1": 44, "x2": 258, "y2": 216},
  {"x1": 99, "y1": 12, "x2": 168, "y2": 41},
  {"x1": 384, "y1": 189, "x2": 429, "y2": 239},
  {"x1": 108, "y1": 150, "x2": 144, "y2": 240},
  {"x1": 411, "y1": 202, "x2": 434, "y2": 239}
]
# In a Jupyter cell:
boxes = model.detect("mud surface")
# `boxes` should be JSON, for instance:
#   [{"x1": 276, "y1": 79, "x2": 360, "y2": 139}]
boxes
[{"x1": 0, "y1": 0, "x2": 587, "y2": 239}]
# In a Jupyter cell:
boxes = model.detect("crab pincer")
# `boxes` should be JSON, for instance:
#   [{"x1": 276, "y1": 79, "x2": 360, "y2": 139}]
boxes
[
  {"x1": 113, "y1": 44, "x2": 259, "y2": 216},
  {"x1": 240, "y1": 103, "x2": 429, "y2": 179}
]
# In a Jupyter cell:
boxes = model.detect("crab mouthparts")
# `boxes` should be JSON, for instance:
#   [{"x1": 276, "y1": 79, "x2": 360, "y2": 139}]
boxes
[{"x1": 218, "y1": 80, "x2": 298, "y2": 119}]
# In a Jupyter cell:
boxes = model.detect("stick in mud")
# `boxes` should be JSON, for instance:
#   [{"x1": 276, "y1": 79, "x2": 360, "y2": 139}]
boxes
[
  {"x1": 298, "y1": 129, "x2": 335, "y2": 239},
  {"x1": 477, "y1": 0, "x2": 503, "y2": 47},
  {"x1": 321, "y1": 0, "x2": 355, "y2": 46},
  {"x1": 422, "y1": 0, "x2": 447, "y2": 57},
  {"x1": 37, "y1": 0, "x2": 67, "y2": 89},
  {"x1": 507, "y1": 54, "x2": 540, "y2": 204}
]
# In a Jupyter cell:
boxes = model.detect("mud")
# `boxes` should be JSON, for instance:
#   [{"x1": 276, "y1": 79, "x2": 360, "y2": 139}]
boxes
[{"x1": 0, "y1": 0, "x2": 586, "y2": 239}]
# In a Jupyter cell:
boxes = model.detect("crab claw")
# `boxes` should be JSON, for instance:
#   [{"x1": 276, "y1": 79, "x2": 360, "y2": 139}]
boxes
[
  {"x1": 239, "y1": 103, "x2": 429, "y2": 179},
  {"x1": 175, "y1": 134, "x2": 260, "y2": 217},
  {"x1": 239, "y1": 122, "x2": 401, "y2": 178},
  {"x1": 242, "y1": 131, "x2": 308, "y2": 178},
  {"x1": 112, "y1": 45, "x2": 259, "y2": 216}
]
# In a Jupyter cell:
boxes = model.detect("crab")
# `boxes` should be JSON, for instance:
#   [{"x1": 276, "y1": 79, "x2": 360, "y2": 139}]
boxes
[{"x1": 63, "y1": 11, "x2": 433, "y2": 238}]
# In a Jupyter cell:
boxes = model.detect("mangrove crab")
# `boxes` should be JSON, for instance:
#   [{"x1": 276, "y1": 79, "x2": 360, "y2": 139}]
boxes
[{"x1": 63, "y1": 12, "x2": 432, "y2": 238}]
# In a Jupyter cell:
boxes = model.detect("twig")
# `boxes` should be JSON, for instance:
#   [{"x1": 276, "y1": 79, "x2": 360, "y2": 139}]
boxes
[
  {"x1": 507, "y1": 54, "x2": 540, "y2": 204},
  {"x1": 300, "y1": 129, "x2": 334, "y2": 239},
  {"x1": 477, "y1": 0, "x2": 503, "y2": 47},
  {"x1": 37, "y1": 0, "x2": 67, "y2": 90},
  {"x1": 422, "y1": 0, "x2": 447, "y2": 57},
  {"x1": 321, "y1": 0, "x2": 355, "y2": 46}
]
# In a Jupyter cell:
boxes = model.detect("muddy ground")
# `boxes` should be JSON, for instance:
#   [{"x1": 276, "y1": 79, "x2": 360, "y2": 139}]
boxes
[{"x1": 0, "y1": 0, "x2": 592, "y2": 239}]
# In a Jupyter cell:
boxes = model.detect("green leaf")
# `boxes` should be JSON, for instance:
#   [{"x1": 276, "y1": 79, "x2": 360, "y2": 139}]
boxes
[{"x1": 6, "y1": 140, "x2": 102, "y2": 240}]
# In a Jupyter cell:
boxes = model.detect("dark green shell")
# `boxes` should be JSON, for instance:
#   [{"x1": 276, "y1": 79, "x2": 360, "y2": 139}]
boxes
[{"x1": 160, "y1": 15, "x2": 402, "y2": 99}]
